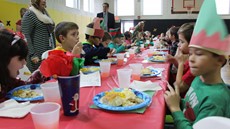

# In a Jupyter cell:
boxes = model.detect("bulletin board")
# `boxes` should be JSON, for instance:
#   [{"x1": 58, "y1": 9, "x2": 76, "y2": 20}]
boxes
[{"x1": 171, "y1": 0, "x2": 203, "y2": 14}]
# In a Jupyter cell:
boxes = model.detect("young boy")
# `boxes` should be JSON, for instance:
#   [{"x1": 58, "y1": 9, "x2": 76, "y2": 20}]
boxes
[
  {"x1": 164, "y1": 0, "x2": 230, "y2": 129},
  {"x1": 83, "y1": 18, "x2": 113, "y2": 65},
  {"x1": 54, "y1": 21, "x2": 82, "y2": 56},
  {"x1": 108, "y1": 28, "x2": 126, "y2": 53}
]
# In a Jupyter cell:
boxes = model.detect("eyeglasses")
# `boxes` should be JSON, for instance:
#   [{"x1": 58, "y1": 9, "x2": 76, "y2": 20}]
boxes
[{"x1": 11, "y1": 35, "x2": 20, "y2": 46}]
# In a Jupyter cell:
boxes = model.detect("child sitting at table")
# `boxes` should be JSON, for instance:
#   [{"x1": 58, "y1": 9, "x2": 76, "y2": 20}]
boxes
[
  {"x1": 164, "y1": 0, "x2": 230, "y2": 128},
  {"x1": 168, "y1": 26, "x2": 179, "y2": 56},
  {"x1": 108, "y1": 28, "x2": 126, "y2": 53},
  {"x1": 82, "y1": 18, "x2": 113, "y2": 65},
  {"x1": 96, "y1": 32, "x2": 116, "y2": 57},
  {"x1": 166, "y1": 23, "x2": 195, "y2": 95},
  {"x1": 0, "y1": 29, "x2": 28, "y2": 101},
  {"x1": 54, "y1": 21, "x2": 83, "y2": 56}
]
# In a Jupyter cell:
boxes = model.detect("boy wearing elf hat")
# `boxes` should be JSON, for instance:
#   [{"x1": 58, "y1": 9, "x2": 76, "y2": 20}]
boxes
[
  {"x1": 82, "y1": 18, "x2": 114, "y2": 65},
  {"x1": 108, "y1": 28, "x2": 126, "y2": 53},
  {"x1": 164, "y1": 0, "x2": 230, "y2": 128}
]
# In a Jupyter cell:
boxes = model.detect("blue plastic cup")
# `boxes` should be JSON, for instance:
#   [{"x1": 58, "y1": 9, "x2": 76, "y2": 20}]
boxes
[{"x1": 57, "y1": 75, "x2": 80, "y2": 116}]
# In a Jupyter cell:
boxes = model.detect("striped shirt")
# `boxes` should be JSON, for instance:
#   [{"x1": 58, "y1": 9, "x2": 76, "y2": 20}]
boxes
[{"x1": 22, "y1": 10, "x2": 55, "y2": 72}]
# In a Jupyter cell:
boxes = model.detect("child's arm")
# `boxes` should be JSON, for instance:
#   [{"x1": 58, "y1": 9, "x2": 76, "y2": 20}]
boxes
[
  {"x1": 72, "y1": 42, "x2": 82, "y2": 58},
  {"x1": 164, "y1": 84, "x2": 181, "y2": 113},
  {"x1": 83, "y1": 44, "x2": 110, "y2": 59},
  {"x1": 164, "y1": 85, "x2": 193, "y2": 129},
  {"x1": 175, "y1": 49, "x2": 190, "y2": 93}
]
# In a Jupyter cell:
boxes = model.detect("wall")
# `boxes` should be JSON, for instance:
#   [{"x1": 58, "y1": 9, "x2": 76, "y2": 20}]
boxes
[
  {"x1": 0, "y1": 0, "x2": 105, "y2": 42},
  {"x1": 105, "y1": 0, "x2": 230, "y2": 20}
]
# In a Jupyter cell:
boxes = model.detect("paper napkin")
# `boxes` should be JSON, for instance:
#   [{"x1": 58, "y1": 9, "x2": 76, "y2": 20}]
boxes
[
  {"x1": 80, "y1": 71, "x2": 101, "y2": 87},
  {"x1": 0, "y1": 99, "x2": 37, "y2": 118},
  {"x1": 129, "y1": 80, "x2": 162, "y2": 92}
]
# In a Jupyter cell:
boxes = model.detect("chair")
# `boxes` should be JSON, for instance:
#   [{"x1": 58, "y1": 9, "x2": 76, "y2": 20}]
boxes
[
  {"x1": 193, "y1": 116, "x2": 230, "y2": 129},
  {"x1": 41, "y1": 50, "x2": 51, "y2": 60}
]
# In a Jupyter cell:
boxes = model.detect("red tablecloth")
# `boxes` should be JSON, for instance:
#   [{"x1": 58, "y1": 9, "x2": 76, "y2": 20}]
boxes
[{"x1": 0, "y1": 50, "x2": 170, "y2": 129}]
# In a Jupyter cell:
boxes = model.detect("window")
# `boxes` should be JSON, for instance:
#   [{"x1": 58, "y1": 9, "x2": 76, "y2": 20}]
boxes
[
  {"x1": 121, "y1": 21, "x2": 134, "y2": 33},
  {"x1": 66, "y1": 0, "x2": 79, "y2": 9},
  {"x1": 216, "y1": 0, "x2": 230, "y2": 15},
  {"x1": 83, "y1": 0, "x2": 94, "y2": 12},
  {"x1": 142, "y1": 0, "x2": 162, "y2": 15},
  {"x1": 116, "y1": 0, "x2": 134, "y2": 16}
]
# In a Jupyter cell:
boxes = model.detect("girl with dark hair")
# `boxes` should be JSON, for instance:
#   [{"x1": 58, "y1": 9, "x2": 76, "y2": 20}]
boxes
[
  {"x1": 0, "y1": 29, "x2": 28, "y2": 101},
  {"x1": 0, "y1": 29, "x2": 47, "y2": 102}
]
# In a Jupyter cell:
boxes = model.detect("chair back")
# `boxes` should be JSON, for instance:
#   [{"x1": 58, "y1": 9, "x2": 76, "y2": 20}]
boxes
[{"x1": 193, "y1": 116, "x2": 230, "y2": 129}]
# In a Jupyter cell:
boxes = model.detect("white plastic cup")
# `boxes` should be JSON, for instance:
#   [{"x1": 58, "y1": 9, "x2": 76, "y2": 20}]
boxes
[
  {"x1": 117, "y1": 69, "x2": 132, "y2": 88},
  {"x1": 116, "y1": 53, "x2": 125, "y2": 66},
  {"x1": 40, "y1": 82, "x2": 61, "y2": 105},
  {"x1": 129, "y1": 63, "x2": 143, "y2": 80},
  {"x1": 30, "y1": 102, "x2": 61, "y2": 129},
  {"x1": 128, "y1": 49, "x2": 135, "y2": 58},
  {"x1": 99, "y1": 61, "x2": 111, "y2": 78}
]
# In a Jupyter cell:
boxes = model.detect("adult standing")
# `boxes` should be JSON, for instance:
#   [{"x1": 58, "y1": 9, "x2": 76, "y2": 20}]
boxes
[
  {"x1": 97, "y1": 2, "x2": 115, "y2": 32},
  {"x1": 22, "y1": 0, "x2": 55, "y2": 72}
]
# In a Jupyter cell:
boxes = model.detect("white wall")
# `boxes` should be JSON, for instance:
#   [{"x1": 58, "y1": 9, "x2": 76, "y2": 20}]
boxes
[
  {"x1": 9, "y1": 0, "x2": 104, "y2": 18},
  {"x1": 104, "y1": 0, "x2": 230, "y2": 20}
]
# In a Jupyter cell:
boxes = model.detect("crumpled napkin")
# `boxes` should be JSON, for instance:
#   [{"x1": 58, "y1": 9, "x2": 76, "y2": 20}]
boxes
[
  {"x1": 129, "y1": 80, "x2": 162, "y2": 91},
  {"x1": 0, "y1": 99, "x2": 36, "y2": 118}
]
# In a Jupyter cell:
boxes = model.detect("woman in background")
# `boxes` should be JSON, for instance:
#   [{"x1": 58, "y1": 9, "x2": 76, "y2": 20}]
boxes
[{"x1": 22, "y1": 0, "x2": 55, "y2": 72}]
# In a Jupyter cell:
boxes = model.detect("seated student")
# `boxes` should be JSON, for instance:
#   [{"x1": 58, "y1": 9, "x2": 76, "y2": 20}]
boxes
[
  {"x1": 82, "y1": 18, "x2": 113, "y2": 65},
  {"x1": 166, "y1": 23, "x2": 195, "y2": 95},
  {"x1": 108, "y1": 28, "x2": 126, "y2": 53},
  {"x1": 0, "y1": 29, "x2": 28, "y2": 101},
  {"x1": 124, "y1": 31, "x2": 132, "y2": 45},
  {"x1": 168, "y1": 26, "x2": 179, "y2": 56},
  {"x1": 164, "y1": 0, "x2": 230, "y2": 128},
  {"x1": 54, "y1": 21, "x2": 83, "y2": 56},
  {"x1": 96, "y1": 32, "x2": 115, "y2": 57}
]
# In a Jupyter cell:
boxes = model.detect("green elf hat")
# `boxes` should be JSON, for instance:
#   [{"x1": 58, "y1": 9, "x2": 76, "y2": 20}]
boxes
[
  {"x1": 109, "y1": 28, "x2": 123, "y2": 40},
  {"x1": 189, "y1": 0, "x2": 230, "y2": 58}
]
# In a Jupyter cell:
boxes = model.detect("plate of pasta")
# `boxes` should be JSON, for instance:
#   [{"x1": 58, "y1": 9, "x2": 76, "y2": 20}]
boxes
[
  {"x1": 93, "y1": 88, "x2": 151, "y2": 111},
  {"x1": 149, "y1": 56, "x2": 166, "y2": 62},
  {"x1": 7, "y1": 84, "x2": 43, "y2": 101},
  {"x1": 94, "y1": 58, "x2": 117, "y2": 64},
  {"x1": 141, "y1": 68, "x2": 161, "y2": 77}
]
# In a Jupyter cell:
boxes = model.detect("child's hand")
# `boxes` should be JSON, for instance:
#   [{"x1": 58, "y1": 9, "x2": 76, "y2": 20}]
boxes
[
  {"x1": 165, "y1": 54, "x2": 176, "y2": 63},
  {"x1": 72, "y1": 42, "x2": 82, "y2": 55},
  {"x1": 31, "y1": 57, "x2": 40, "y2": 64},
  {"x1": 110, "y1": 48, "x2": 116, "y2": 55},
  {"x1": 164, "y1": 84, "x2": 181, "y2": 113},
  {"x1": 175, "y1": 48, "x2": 188, "y2": 64}
]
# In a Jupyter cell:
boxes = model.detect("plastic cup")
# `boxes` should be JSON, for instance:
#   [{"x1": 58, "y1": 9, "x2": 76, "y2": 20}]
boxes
[
  {"x1": 99, "y1": 61, "x2": 111, "y2": 78},
  {"x1": 129, "y1": 63, "x2": 143, "y2": 81},
  {"x1": 57, "y1": 75, "x2": 80, "y2": 116},
  {"x1": 30, "y1": 102, "x2": 61, "y2": 129},
  {"x1": 40, "y1": 82, "x2": 61, "y2": 105},
  {"x1": 116, "y1": 53, "x2": 125, "y2": 66},
  {"x1": 128, "y1": 49, "x2": 135, "y2": 58},
  {"x1": 117, "y1": 69, "x2": 132, "y2": 88}
]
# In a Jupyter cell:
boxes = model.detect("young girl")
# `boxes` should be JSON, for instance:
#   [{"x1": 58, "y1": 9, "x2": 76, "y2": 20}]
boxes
[
  {"x1": 0, "y1": 29, "x2": 28, "y2": 101},
  {"x1": 166, "y1": 23, "x2": 195, "y2": 95}
]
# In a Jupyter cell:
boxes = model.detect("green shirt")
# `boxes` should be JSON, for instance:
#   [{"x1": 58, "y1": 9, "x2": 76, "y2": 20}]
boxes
[
  {"x1": 172, "y1": 77, "x2": 230, "y2": 129},
  {"x1": 108, "y1": 42, "x2": 125, "y2": 53}
]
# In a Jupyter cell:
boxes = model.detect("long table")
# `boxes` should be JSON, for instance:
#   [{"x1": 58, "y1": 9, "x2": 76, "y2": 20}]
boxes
[{"x1": 0, "y1": 50, "x2": 170, "y2": 129}]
